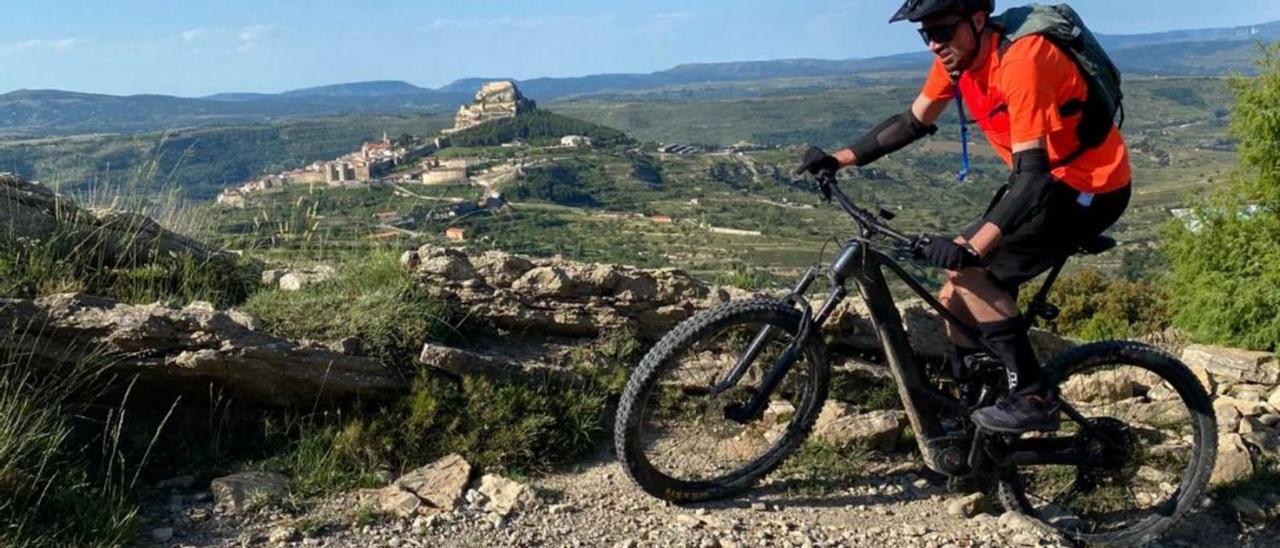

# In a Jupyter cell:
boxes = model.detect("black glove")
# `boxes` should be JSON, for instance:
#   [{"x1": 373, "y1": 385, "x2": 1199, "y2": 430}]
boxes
[
  {"x1": 921, "y1": 236, "x2": 978, "y2": 271},
  {"x1": 795, "y1": 146, "x2": 840, "y2": 177}
]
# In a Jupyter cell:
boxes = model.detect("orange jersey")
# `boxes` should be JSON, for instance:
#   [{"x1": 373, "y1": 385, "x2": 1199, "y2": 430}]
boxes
[{"x1": 921, "y1": 32, "x2": 1130, "y2": 194}]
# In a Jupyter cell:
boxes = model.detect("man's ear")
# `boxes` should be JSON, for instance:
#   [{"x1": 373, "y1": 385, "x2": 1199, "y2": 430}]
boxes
[{"x1": 972, "y1": 11, "x2": 988, "y2": 32}]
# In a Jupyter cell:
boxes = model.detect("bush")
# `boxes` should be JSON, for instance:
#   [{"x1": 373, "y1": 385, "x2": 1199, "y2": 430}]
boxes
[
  {"x1": 0, "y1": 346, "x2": 141, "y2": 547},
  {"x1": 0, "y1": 224, "x2": 259, "y2": 308},
  {"x1": 1165, "y1": 44, "x2": 1280, "y2": 351},
  {"x1": 259, "y1": 370, "x2": 611, "y2": 492},
  {"x1": 242, "y1": 249, "x2": 452, "y2": 364},
  {"x1": 1024, "y1": 268, "x2": 1171, "y2": 341},
  {"x1": 508, "y1": 164, "x2": 599, "y2": 207}
]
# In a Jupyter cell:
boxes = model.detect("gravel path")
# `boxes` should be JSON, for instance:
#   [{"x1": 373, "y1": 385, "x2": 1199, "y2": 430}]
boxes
[{"x1": 150, "y1": 448, "x2": 1278, "y2": 548}]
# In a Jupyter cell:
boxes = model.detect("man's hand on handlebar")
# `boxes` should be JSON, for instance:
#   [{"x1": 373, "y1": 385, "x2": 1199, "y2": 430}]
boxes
[
  {"x1": 795, "y1": 146, "x2": 841, "y2": 177},
  {"x1": 796, "y1": 146, "x2": 840, "y2": 202},
  {"x1": 917, "y1": 235, "x2": 982, "y2": 271}
]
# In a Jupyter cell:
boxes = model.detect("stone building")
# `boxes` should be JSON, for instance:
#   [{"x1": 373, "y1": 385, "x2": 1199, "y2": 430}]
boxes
[
  {"x1": 560, "y1": 135, "x2": 592, "y2": 148},
  {"x1": 420, "y1": 157, "x2": 469, "y2": 185},
  {"x1": 325, "y1": 162, "x2": 356, "y2": 185},
  {"x1": 444, "y1": 81, "x2": 537, "y2": 134}
]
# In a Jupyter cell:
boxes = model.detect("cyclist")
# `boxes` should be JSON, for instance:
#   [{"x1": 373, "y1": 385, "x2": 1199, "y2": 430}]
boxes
[{"x1": 797, "y1": 0, "x2": 1131, "y2": 433}]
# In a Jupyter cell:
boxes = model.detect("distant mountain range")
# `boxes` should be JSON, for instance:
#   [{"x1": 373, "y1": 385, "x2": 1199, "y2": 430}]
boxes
[{"x1": 2, "y1": 19, "x2": 1276, "y2": 137}]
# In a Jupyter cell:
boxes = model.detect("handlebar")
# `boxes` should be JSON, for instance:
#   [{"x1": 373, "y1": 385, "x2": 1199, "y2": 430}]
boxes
[{"x1": 817, "y1": 174, "x2": 915, "y2": 247}]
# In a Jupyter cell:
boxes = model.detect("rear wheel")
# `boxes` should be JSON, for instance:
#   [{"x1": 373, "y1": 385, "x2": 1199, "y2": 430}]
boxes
[
  {"x1": 614, "y1": 299, "x2": 829, "y2": 503},
  {"x1": 997, "y1": 341, "x2": 1217, "y2": 546}
]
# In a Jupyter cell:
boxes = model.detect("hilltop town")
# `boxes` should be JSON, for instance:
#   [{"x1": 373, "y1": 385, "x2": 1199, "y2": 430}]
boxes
[{"x1": 214, "y1": 81, "x2": 592, "y2": 216}]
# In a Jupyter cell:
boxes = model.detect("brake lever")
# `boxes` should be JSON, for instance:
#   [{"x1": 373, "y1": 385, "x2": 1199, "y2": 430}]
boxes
[{"x1": 816, "y1": 172, "x2": 835, "y2": 203}]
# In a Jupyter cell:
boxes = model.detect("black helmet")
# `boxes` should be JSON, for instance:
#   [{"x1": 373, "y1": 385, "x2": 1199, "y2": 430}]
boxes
[{"x1": 890, "y1": 0, "x2": 993, "y2": 23}]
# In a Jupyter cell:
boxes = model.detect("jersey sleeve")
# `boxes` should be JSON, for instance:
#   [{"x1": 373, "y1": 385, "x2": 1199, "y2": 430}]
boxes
[
  {"x1": 920, "y1": 58, "x2": 955, "y2": 101},
  {"x1": 997, "y1": 36, "x2": 1075, "y2": 144}
]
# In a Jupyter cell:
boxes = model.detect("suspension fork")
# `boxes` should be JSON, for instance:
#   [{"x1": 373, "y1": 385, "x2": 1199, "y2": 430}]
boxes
[
  {"x1": 713, "y1": 266, "x2": 819, "y2": 395},
  {"x1": 722, "y1": 268, "x2": 846, "y2": 423}
]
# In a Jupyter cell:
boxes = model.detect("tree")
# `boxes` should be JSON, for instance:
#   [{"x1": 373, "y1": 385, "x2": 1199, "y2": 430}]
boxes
[{"x1": 1164, "y1": 44, "x2": 1280, "y2": 351}]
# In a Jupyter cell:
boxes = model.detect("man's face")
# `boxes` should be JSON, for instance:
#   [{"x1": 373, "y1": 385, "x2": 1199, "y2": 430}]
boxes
[{"x1": 918, "y1": 11, "x2": 984, "y2": 74}]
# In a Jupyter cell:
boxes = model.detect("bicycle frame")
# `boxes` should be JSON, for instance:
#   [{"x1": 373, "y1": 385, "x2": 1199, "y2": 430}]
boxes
[
  {"x1": 718, "y1": 179, "x2": 1125, "y2": 476},
  {"x1": 821, "y1": 238, "x2": 980, "y2": 472}
]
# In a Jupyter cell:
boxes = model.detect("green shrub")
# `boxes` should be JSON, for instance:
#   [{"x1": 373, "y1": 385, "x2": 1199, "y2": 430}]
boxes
[
  {"x1": 1165, "y1": 44, "x2": 1280, "y2": 351},
  {"x1": 509, "y1": 164, "x2": 599, "y2": 207},
  {"x1": 260, "y1": 370, "x2": 611, "y2": 491},
  {"x1": 0, "y1": 347, "x2": 141, "y2": 547},
  {"x1": 0, "y1": 225, "x2": 258, "y2": 308},
  {"x1": 1026, "y1": 268, "x2": 1171, "y2": 341},
  {"x1": 775, "y1": 441, "x2": 868, "y2": 495},
  {"x1": 243, "y1": 249, "x2": 452, "y2": 364}
]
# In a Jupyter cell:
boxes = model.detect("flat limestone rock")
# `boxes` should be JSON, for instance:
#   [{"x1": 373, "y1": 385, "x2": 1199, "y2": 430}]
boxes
[
  {"x1": 476, "y1": 474, "x2": 537, "y2": 518},
  {"x1": 1182, "y1": 345, "x2": 1278, "y2": 387},
  {"x1": 394, "y1": 454, "x2": 472, "y2": 511},
  {"x1": 813, "y1": 402, "x2": 906, "y2": 453},
  {"x1": 0, "y1": 293, "x2": 403, "y2": 406},
  {"x1": 210, "y1": 472, "x2": 289, "y2": 512},
  {"x1": 1210, "y1": 433, "x2": 1254, "y2": 487}
]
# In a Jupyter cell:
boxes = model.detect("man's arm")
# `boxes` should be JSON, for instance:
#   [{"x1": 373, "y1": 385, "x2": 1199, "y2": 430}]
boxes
[
  {"x1": 961, "y1": 138, "x2": 1047, "y2": 256},
  {"x1": 833, "y1": 94, "x2": 950, "y2": 167}
]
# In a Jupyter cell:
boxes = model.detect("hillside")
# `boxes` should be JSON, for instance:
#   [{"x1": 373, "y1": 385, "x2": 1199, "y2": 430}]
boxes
[
  {"x1": 445, "y1": 110, "x2": 633, "y2": 148},
  {"x1": 0, "y1": 114, "x2": 451, "y2": 199}
]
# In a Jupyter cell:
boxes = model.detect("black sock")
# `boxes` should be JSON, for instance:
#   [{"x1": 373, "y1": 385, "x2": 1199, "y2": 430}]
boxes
[{"x1": 977, "y1": 316, "x2": 1044, "y2": 397}]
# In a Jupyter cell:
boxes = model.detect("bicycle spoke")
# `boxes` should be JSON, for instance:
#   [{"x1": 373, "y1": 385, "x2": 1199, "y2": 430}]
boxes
[
  {"x1": 1004, "y1": 351, "x2": 1210, "y2": 542},
  {"x1": 635, "y1": 319, "x2": 815, "y2": 484}
]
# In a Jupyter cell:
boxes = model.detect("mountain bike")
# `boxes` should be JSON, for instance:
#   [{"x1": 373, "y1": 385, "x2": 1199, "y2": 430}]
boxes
[{"x1": 613, "y1": 176, "x2": 1216, "y2": 546}]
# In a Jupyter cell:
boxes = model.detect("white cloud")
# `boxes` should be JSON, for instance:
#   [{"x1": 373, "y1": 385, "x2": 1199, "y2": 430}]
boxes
[
  {"x1": 653, "y1": 11, "x2": 695, "y2": 21},
  {"x1": 237, "y1": 24, "x2": 278, "y2": 43},
  {"x1": 179, "y1": 24, "x2": 280, "y2": 53},
  {"x1": 426, "y1": 14, "x2": 615, "y2": 31},
  {"x1": 0, "y1": 38, "x2": 80, "y2": 54},
  {"x1": 180, "y1": 29, "x2": 210, "y2": 43}
]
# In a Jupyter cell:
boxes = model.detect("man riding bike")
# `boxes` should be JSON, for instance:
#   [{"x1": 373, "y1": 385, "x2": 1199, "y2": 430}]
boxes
[{"x1": 797, "y1": 0, "x2": 1132, "y2": 434}]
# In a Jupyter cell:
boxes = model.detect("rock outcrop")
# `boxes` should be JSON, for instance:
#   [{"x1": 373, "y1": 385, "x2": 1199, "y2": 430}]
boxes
[
  {"x1": 0, "y1": 293, "x2": 403, "y2": 406},
  {"x1": 446, "y1": 81, "x2": 536, "y2": 134},
  {"x1": 1177, "y1": 344, "x2": 1280, "y2": 486},
  {"x1": 0, "y1": 174, "x2": 232, "y2": 265},
  {"x1": 404, "y1": 245, "x2": 1073, "y2": 359},
  {"x1": 403, "y1": 245, "x2": 743, "y2": 339}
]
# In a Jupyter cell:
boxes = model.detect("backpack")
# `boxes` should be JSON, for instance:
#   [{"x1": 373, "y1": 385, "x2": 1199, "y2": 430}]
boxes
[{"x1": 993, "y1": 4, "x2": 1124, "y2": 164}]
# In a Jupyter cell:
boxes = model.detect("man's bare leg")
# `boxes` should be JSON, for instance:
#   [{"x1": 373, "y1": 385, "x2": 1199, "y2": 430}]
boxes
[{"x1": 939, "y1": 267, "x2": 1018, "y2": 345}]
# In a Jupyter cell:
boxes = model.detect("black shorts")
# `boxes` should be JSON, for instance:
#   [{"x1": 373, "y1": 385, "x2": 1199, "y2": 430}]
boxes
[{"x1": 964, "y1": 181, "x2": 1131, "y2": 292}]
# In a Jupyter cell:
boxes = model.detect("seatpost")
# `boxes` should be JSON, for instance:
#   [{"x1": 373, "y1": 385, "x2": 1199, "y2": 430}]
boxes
[{"x1": 1026, "y1": 259, "x2": 1067, "y2": 323}]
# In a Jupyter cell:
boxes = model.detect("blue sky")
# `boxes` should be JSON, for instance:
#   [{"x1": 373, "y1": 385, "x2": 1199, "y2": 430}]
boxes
[{"x1": 4, "y1": 0, "x2": 1279, "y2": 97}]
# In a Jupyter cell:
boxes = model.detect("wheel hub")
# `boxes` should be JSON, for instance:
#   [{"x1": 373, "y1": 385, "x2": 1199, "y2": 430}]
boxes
[{"x1": 1075, "y1": 417, "x2": 1139, "y2": 485}]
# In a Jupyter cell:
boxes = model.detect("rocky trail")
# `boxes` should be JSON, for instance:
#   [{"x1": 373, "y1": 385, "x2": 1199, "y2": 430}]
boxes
[{"x1": 147, "y1": 448, "x2": 1277, "y2": 548}]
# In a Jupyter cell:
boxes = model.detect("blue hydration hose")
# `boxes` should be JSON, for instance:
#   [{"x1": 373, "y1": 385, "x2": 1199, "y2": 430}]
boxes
[{"x1": 952, "y1": 80, "x2": 971, "y2": 183}]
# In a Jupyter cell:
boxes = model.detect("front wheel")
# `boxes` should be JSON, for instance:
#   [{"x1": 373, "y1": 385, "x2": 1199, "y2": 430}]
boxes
[
  {"x1": 997, "y1": 341, "x2": 1217, "y2": 546},
  {"x1": 613, "y1": 299, "x2": 830, "y2": 503}
]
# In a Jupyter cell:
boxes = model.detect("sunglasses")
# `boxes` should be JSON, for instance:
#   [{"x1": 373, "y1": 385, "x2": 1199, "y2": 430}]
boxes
[{"x1": 918, "y1": 20, "x2": 966, "y2": 46}]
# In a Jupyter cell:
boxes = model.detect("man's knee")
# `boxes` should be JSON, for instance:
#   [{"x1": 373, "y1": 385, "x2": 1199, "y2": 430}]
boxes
[{"x1": 938, "y1": 282, "x2": 959, "y2": 309}]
